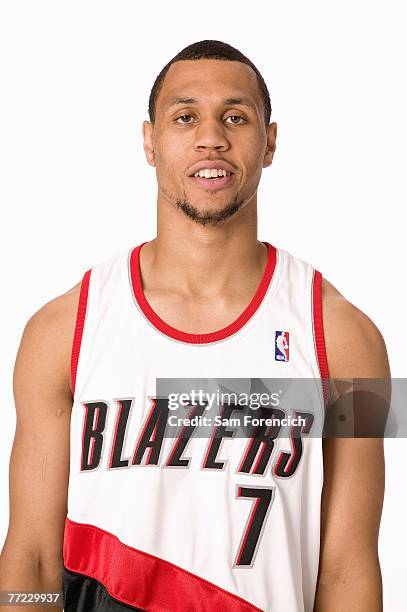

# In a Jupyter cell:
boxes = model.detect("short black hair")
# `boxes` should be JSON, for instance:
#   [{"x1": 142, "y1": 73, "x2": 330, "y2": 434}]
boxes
[{"x1": 148, "y1": 40, "x2": 271, "y2": 125}]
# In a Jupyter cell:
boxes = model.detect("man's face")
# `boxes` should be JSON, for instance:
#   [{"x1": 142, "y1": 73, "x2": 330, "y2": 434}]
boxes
[{"x1": 143, "y1": 59, "x2": 277, "y2": 226}]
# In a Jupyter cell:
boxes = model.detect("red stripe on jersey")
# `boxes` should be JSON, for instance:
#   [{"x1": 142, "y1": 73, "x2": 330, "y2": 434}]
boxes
[
  {"x1": 312, "y1": 270, "x2": 330, "y2": 407},
  {"x1": 71, "y1": 270, "x2": 91, "y2": 396},
  {"x1": 63, "y1": 517, "x2": 263, "y2": 611},
  {"x1": 130, "y1": 241, "x2": 277, "y2": 344}
]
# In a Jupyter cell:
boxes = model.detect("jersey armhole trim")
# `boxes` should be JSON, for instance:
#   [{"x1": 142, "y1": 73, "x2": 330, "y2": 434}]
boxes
[
  {"x1": 71, "y1": 269, "x2": 92, "y2": 396},
  {"x1": 312, "y1": 269, "x2": 330, "y2": 407}
]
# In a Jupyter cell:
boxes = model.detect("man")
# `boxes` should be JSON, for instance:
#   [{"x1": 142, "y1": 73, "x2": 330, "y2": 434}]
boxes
[{"x1": 0, "y1": 40, "x2": 390, "y2": 611}]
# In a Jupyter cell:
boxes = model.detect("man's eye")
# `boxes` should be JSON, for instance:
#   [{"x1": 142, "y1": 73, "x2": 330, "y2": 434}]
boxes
[
  {"x1": 225, "y1": 115, "x2": 246, "y2": 125},
  {"x1": 176, "y1": 114, "x2": 195, "y2": 124}
]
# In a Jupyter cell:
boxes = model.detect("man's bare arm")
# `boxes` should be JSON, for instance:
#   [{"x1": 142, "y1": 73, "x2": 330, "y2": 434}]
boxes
[
  {"x1": 0, "y1": 283, "x2": 81, "y2": 610},
  {"x1": 314, "y1": 279, "x2": 390, "y2": 612}
]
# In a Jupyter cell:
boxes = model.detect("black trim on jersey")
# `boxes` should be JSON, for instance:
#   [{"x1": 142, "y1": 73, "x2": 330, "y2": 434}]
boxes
[{"x1": 62, "y1": 567, "x2": 146, "y2": 611}]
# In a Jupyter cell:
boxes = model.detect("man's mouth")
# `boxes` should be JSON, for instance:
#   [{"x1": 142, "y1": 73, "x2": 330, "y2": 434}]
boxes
[{"x1": 189, "y1": 167, "x2": 234, "y2": 190}]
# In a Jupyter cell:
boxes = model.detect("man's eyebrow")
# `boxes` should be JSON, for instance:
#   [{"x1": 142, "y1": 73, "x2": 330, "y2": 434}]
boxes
[
  {"x1": 166, "y1": 97, "x2": 198, "y2": 107},
  {"x1": 165, "y1": 96, "x2": 257, "y2": 110},
  {"x1": 222, "y1": 97, "x2": 256, "y2": 110}
]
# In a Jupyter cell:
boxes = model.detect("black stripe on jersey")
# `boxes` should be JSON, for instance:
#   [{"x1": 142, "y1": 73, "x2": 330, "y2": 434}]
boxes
[{"x1": 62, "y1": 567, "x2": 146, "y2": 611}]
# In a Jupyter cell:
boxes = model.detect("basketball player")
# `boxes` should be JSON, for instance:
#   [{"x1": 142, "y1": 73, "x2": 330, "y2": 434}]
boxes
[{"x1": 0, "y1": 41, "x2": 390, "y2": 612}]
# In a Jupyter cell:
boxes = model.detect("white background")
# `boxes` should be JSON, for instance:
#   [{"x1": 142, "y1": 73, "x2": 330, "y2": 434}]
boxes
[{"x1": 0, "y1": 1, "x2": 406, "y2": 609}]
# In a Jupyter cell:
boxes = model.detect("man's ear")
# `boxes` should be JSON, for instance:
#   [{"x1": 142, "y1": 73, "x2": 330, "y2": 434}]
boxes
[
  {"x1": 263, "y1": 122, "x2": 277, "y2": 168},
  {"x1": 142, "y1": 120, "x2": 155, "y2": 167}
]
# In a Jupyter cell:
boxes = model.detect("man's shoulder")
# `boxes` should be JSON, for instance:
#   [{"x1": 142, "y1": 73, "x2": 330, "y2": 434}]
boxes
[
  {"x1": 263, "y1": 244, "x2": 388, "y2": 375},
  {"x1": 321, "y1": 277, "x2": 390, "y2": 378},
  {"x1": 26, "y1": 281, "x2": 82, "y2": 337},
  {"x1": 16, "y1": 282, "x2": 83, "y2": 397},
  {"x1": 26, "y1": 245, "x2": 133, "y2": 334}
]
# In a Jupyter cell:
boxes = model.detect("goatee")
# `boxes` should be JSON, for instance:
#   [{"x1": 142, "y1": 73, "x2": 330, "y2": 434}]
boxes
[{"x1": 176, "y1": 198, "x2": 244, "y2": 227}]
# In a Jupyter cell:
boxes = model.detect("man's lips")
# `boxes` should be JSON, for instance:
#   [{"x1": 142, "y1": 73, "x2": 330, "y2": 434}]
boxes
[
  {"x1": 189, "y1": 173, "x2": 234, "y2": 191},
  {"x1": 188, "y1": 159, "x2": 235, "y2": 191}
]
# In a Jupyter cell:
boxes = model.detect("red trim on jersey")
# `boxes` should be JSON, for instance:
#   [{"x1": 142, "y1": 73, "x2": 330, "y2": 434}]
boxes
[
  {"x1": 71, "y1": 270, "x2": 91, "y2": 396},
  {"x1": 130, "y1": 241, "x2": 277, "y2": 344},
  {"x1": 63, "y1": 517, "x2": 262, "y2": 611},
  {"x1": 312, "y1": 270, "x2": 330, "y2": 407}
]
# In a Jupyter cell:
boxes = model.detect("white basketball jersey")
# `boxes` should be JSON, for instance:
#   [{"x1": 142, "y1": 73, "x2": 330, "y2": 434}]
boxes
[{"x1": 62, "y1": 241, "x2": 329, "y2": 612}]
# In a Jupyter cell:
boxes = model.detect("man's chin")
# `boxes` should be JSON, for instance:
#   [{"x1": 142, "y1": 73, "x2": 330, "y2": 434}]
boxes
[{"x1": 175, "y1": 199, "x2": 244, "y2": 227}]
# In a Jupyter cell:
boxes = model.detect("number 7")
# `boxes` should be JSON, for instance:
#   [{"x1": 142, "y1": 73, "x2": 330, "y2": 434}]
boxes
[{"x1": 233, "y1": 485, "x2": 275, "y2": 568}]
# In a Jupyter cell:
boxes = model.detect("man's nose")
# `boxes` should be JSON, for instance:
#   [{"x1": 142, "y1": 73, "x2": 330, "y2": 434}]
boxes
[{"x1": 193, "y1": 119, "x2": 230, "y2": 152}]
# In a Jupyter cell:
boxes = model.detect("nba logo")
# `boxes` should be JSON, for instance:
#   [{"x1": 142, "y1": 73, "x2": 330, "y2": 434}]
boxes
[{"x1": 275, "y1": 331, "x2": 290, "y2": 362}]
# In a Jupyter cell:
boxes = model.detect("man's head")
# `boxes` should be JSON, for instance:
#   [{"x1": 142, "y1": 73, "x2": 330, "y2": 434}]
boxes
[{"x1": 143, "y1": 40, "x2": 277, "y2": 227}]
